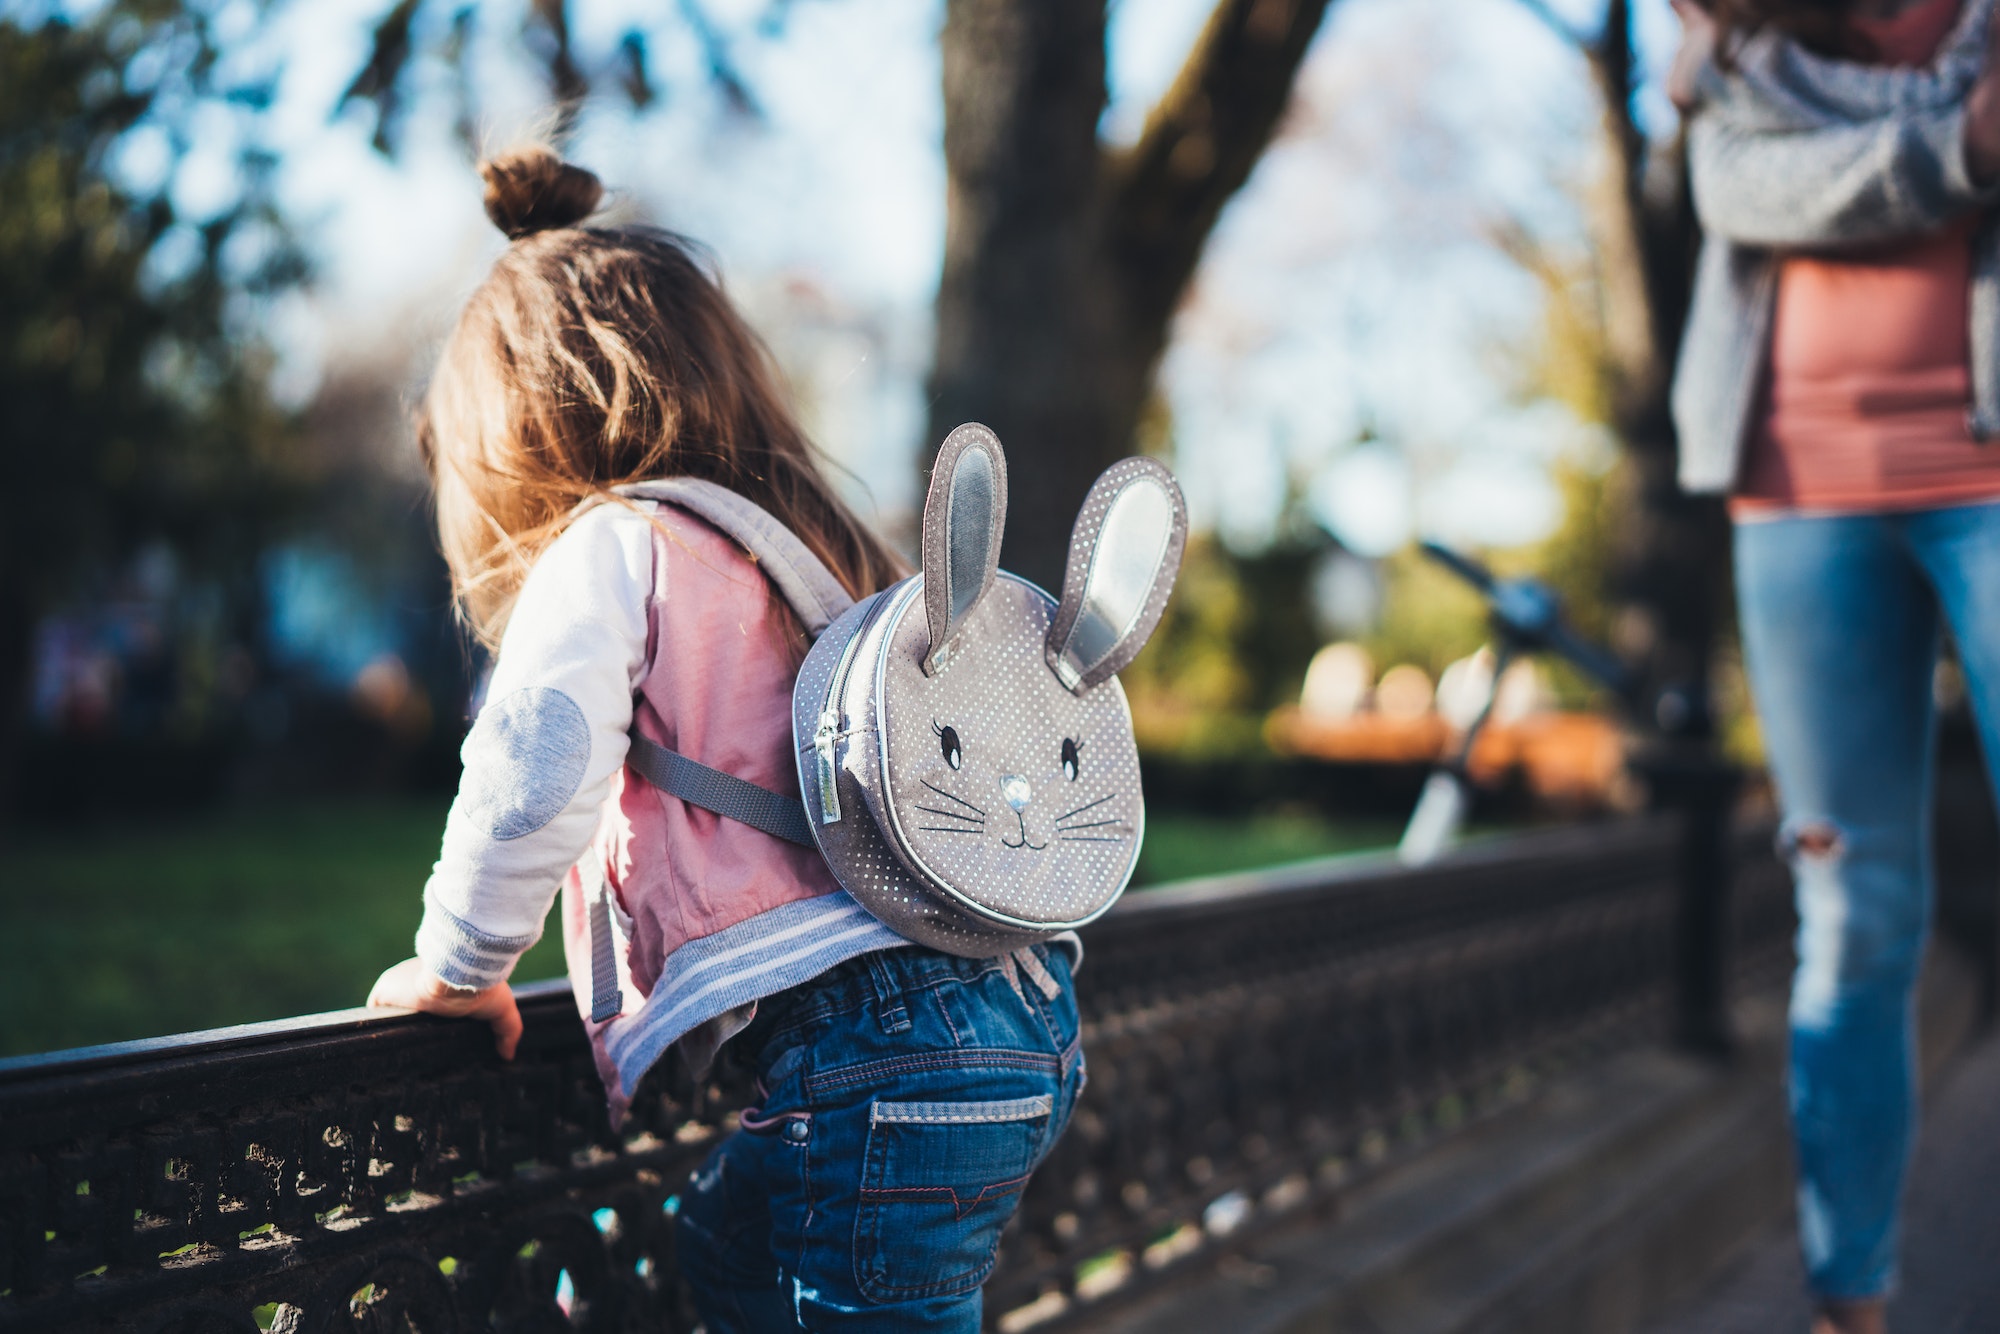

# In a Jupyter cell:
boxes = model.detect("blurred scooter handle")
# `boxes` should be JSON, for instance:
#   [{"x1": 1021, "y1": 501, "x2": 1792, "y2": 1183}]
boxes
[
  {"x1": 1417, "y1": 540, "x2": 1636, "y2": 700},
  {"x1": 1418, "y1": 540, "x2": 1497, "y2": 594},
  {"x1": 1398, "y1": 769, "x2": 1469, "y2": 866},
  {"x1": 1542, "y1": 622, "x2": 1636, "y2": 699}
]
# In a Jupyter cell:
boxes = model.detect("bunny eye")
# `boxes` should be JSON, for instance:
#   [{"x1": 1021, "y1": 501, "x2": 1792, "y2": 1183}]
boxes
[
  {"x1": 1061, "y1": 737, "x2": 1081, "y2": 782},
  {"x1": 936, "y1": 723, "x2": 963, "y2": 771}
]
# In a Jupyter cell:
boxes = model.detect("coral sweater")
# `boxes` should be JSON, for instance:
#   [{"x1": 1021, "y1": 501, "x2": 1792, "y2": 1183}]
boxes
[{"x1": 1734, "y1": 0, "x2": 2000, "y2": 515}]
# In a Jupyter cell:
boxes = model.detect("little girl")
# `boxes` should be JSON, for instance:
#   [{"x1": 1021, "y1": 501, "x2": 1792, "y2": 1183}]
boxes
[{"x1": 368, "y1": 148, "x2": 1084, "y2": 1332}]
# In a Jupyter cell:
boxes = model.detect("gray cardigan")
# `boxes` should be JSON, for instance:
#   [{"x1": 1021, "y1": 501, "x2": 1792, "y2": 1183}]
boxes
[{"x1": 1673, "y1": 0, "x2": 2000, "y2": 494}]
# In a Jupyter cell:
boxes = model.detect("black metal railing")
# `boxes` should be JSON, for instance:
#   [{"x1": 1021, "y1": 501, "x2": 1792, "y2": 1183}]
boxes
[{"x1": 0, "y1": 817, "x2": 1793, "y2": 1334}]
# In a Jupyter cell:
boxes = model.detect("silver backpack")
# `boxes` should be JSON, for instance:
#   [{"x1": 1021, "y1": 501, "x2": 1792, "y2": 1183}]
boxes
[{"x1": 617, "y1": 423, "x2": 1187, "y2": 957}]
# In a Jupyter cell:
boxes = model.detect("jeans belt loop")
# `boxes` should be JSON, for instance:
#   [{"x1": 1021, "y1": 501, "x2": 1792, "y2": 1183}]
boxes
[{"x1": 863, "y1": 952, "x2": 911, "y2": 1035}]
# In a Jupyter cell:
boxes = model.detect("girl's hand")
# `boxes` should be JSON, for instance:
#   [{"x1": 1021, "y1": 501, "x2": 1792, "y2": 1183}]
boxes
[
  {"x1": 1668, "y1": 0, "x2": 1718, "y2": 115},
  {"x1": 368, "y1": 957, "x2": 523, "y2": 1060}
]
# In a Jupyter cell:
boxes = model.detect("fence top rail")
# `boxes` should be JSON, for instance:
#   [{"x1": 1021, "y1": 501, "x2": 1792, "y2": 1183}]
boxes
[
  {"x1": 0, "y1": 980, "x2": 577, "y2": 1086},
  {"x1": 0, "y1": 814, "x2": 1696, "y2": 1094},
  {"x1": 1114, "y1": 814, "x2": 1680, "y2": 917}
]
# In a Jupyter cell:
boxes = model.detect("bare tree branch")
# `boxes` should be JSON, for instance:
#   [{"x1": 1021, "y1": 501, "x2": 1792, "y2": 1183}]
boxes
[
  {"x1": 1589, "y1": 0, "x2": 1643, "y2": 171},
  {"x1": 342, "y1": 0, "x2": 782, "y2": 158},
  {"x1": 618, "y1": 32, "x2": 655, "y2": 110},
  {"x1": 529, "y1": 0, "x2": 589, "y2": 141},
  {"x1": 676, "y1": 0, "x2": 762, "y2": 119},
  {"x1": 340, "y1": 0, "x2": 422, "y2": 153},
  {"x1": 1104, "y1": 0, "x2": 1337, "y2": 338},
  {"x1": 1511, "y1": 0, "x2": 1594, "y2": 51}
]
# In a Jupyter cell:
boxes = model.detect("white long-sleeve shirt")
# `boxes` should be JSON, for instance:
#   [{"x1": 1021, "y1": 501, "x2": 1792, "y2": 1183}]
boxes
[{"x1": 414, "y1": 503, "x2": 656, "y2": 989}]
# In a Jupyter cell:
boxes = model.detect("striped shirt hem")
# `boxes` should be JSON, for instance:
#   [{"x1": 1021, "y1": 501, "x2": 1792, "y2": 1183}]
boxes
[
  {"x1": 605, "y1": 892, "x2": 905, "y2": 1096},
  {"x1": 415, "y1": 893, "x2": 544, "y2": 990}
]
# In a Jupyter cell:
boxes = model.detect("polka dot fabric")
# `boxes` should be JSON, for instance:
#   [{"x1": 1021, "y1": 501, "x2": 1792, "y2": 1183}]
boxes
[
  {"x1": 792, "y1": 592, "x2": 1039, "y2": 956},
  {"x1": 866, "y1": 576, "x2": 1142, "y2": 930},
  {"x1": 780, "y1": 432, "x2": 1182, "y2": 956},
  {"x1": 1044, "y1": 458, "x2": 1188, "y2": 693},
  {"x1": 792, "y1": 574, "x2": 1143, "y2": 954}
]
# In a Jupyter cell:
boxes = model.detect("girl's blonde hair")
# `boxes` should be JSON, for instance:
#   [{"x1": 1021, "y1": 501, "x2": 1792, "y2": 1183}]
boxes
[{"x1": 422, "y1": 147, "x2": 904, "y2": 648}]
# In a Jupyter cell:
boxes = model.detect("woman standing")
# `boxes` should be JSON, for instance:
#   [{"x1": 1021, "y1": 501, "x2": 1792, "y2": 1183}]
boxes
[{"x1": 1672, "y1": 2, "x2": 2000, "y2": 1331}]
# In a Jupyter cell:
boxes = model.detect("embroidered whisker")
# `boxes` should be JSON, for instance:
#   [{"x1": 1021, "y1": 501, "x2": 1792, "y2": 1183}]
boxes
[
  {"x1": 921, "y1": 779, "x2": 987, "y2": 815},
  {"x1": 916, "y1": 805, "x2": 984, "y2": 823},
  {"x1": 1053, "y1": 817, "x2": 1120, "y2": 832},
  {"x1": 1057, "y1": 835, "x2": 1124, "y2": 843},
  {"x1": 919, "y1": 825, "x2": 986, "y2": 835},
  {"x1": 1053, "y1": 793, "x2": 1115, "y2": 823}
]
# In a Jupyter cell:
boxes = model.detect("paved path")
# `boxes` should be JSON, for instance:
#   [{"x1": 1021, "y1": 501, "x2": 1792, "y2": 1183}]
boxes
[{"x1": 1643, "y1": 1026, "x2": 2000, "y2": 1334}]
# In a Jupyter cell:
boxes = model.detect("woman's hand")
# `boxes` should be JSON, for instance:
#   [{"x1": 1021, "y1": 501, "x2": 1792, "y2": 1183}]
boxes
[
  {"x1": 1965, "y1": 10, "x2": 2000, "y2": 184},
  {"x1": 368, "y1": 957, "x2": 523, "y2": 1060},
  {"x1": 1668, "y1": 0, "x2": 1718, "y2": 115}
]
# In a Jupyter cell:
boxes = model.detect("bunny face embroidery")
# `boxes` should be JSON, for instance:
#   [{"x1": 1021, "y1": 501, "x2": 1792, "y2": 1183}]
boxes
[
  {"x1": 791, "y1": 423, "x2": 1186, "y2": 953},
  {"x1": 880, "y1": 573, "x2": 1146, "y2": 920}
]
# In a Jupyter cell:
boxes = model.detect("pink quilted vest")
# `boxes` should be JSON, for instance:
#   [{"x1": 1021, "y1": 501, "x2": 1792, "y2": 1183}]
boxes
[{"x1": 558, "y1": 500, "x2": 904, "y2": 1113}]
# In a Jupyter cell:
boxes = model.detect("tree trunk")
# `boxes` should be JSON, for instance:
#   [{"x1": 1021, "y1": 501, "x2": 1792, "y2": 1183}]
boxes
[
  {"x1": 929, "y1": 0, "x2": 1122, "y2": 591},
  {"x1": 1579, "y1": 0, "x2": 1727, "y2": 736},
  {"x1": 928, "y1": 0, "x2": 1335, "y2": 590}
]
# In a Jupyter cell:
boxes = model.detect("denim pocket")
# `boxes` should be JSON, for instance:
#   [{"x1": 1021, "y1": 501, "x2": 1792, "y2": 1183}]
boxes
[{"x1": 853, "y1": 1094, "x2": 1054, "y2": 1302}]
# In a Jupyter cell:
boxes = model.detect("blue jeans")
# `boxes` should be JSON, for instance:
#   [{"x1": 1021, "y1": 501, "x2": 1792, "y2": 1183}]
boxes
[
  {"x1": 1734, "y1": 500, "x2": 2000, "y2": 1301},
  {"x1": 674, "y1": 944, "x2": 1084, "y2": 1332}
]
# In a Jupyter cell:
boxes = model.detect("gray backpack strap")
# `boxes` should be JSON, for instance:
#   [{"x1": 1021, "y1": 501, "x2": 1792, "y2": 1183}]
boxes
[
  {"x1": 613, "y1": 478, "x2": 855, "y2": 637},
  {"x1": 612, "y1": 480, "x2": 834, "y2": 850},
  {"x1": 626, "y1": 731, "x2": 816, "y2": 849},
  {"x1": 580, "y1": 849, "x2": 624, "y2": 1023}
]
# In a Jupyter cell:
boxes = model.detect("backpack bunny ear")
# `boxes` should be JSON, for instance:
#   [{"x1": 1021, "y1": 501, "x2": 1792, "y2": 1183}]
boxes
[
  {"x1": 921, "y1": 422, "x2": 1009, "y2": 674},
  {"x1": 1046, "y1": 458, "x2": 1187, "y2": 693}
]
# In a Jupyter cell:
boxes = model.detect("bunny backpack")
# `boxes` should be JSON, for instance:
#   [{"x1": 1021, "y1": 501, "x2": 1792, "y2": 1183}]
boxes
[{"x1": 615, "y1": 422, "x2": 1188, "y2": 957}]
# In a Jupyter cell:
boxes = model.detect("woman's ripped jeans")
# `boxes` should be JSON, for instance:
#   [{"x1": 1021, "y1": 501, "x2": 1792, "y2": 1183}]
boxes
[
  {"x1": 1735, "y1": 501, "x2": 2000, "y2": 1301},
  {"x1": 674, "y1": 944, "x2": 1084, "y2": 1332}
]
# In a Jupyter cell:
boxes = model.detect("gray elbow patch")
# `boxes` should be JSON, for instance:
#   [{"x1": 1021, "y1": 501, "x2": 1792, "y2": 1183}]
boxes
[{"x1": 461, "y1": 687, "x2": 592, "y2": 840}]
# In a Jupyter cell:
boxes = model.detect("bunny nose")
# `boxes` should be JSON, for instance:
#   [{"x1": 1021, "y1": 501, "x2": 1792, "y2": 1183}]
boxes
[{"x1": 1001, "y1": 775, "x2": 1032, "y2": 812}]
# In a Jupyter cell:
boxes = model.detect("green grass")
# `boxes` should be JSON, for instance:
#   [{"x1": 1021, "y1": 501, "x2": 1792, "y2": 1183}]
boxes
[
  {"x1": 1134, "y1": 812, "x2": 1399, "y2": 884},
  {"x1": 0, "y1": 800, "x2": 1401, "y2": 1058},
  {"x1": 0, "y1": 799, "x2": 567, "y2": 1058}
]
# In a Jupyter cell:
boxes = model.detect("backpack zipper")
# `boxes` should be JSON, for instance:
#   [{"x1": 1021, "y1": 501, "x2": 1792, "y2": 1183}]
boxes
[
  {"x1": 812, "y1": 708, "x2": 843, "y2": 823},
  {"x1": 813, "y1": 586, "x2": 899, "y2": 824}
]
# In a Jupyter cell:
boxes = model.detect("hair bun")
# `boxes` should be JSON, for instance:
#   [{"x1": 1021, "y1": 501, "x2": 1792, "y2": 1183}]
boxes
[{"x1": 479, "y1": 148, "x2": 604, "y2": 240}]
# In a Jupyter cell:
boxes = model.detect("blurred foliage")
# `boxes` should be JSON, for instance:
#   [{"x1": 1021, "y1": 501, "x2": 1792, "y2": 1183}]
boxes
[
  {"x1": 1123, "y1": 535, "x2": 1262, "y2": 758},
  {"x1": 1499, "y1": 189, "x2": 1750, "y2": 735},
  {"x1": 1712, "y1": 640, "x2": 1766, "y2": 767},
  {"x1": 1485, "y1": 223, "x2": 1628, "y2": 702},
  {"x1": 338, "y1": 0, "x2": 776, "y2": 155},
  {"x1": 1529, "y1": 457, "x2": 1619, "y2": 651},
  {"x1": 1358, "y1": 548, "x2": 1489, "y2": 682},
  {"x1": 1498, "y1": 224, "x2": 1617, "y2": 433},
  {"x1": 1498, "y1": 459, "x2": 1628, "y2": 711},
  {"x1": 1123, "y1": 196, "x2": 1648, "y2": 762},
  {"x1": 1128, "y1": 462, "x2": 1632, "y2": 757},
  {"x1": 1356, "y1": 487, "x2": 1625, "y2": 714},
  {"x1": 1226, "y1": 531, "x2": 1334, "y2": 714},
  {"x1": 1123, "y1": 523, "x2": 1334, "y2": 761},
  {"x1": 0, "y1": 1, "x2": 303, "y2": 798}
]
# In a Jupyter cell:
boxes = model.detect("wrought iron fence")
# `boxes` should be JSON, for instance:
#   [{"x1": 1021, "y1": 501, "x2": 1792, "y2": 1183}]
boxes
[{"x1": 0, "y1": 816, "x2": 1791, "y2": 1334}]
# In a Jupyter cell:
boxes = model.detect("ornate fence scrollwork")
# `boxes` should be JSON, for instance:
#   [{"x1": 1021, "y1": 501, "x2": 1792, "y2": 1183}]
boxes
[{"x1": 0, "y1": 817, "x2": 1791, "y2": 1333}]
